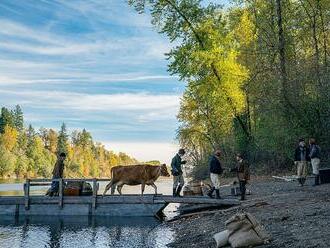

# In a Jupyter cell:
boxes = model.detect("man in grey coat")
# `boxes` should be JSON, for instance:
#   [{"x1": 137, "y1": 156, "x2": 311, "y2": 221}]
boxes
[{"x1": 171, "y1": 148, "x2": 186, "y2": 197}]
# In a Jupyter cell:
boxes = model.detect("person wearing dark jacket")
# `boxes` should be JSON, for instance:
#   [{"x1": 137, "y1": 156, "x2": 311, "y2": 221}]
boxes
[
  {"x1": 231, "y1": 153, "x2": 250, "y2": 200},
  {"x1": 309, "y1": 138, "x2": 321, "y2": 186},
  {"x1": 207, "y1": 150, "x2": 223, "y2": 199},
  {"x1": 171, "y1": 148, "x2": 186, "y2": 197},
  {"x1": 294, "y1": 138, "x2": 310, "y2": 186},
  {"x1": 46, "y1": 152, "x2": 66, "y2": 196}
]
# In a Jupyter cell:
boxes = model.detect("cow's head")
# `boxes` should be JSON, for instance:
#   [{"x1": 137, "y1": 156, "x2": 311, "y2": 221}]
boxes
[{"x1": 160, "y1": 163, "x2": 170, "y2": 177}]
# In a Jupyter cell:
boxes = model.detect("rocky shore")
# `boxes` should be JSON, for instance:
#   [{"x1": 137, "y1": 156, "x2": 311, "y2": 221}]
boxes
[{"x1": 165, "y1": 177, "x2": 330, "y2": 247}]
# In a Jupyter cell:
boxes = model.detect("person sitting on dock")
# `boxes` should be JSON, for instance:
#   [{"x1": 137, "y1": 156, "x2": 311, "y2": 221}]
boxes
[
  {"x1": 294, "y1": 138, "x2": 310, "y2": 186},
  {"x1": 171, "y1": 148, "x2": 187, "y2": 197},
  {"x1": 46, "y1": 152, "x2": 66, "y2": 196},
  {"x1": 207, "y1": 150, "x2": 223, "y2": 199},
  {"x1": 230, "y1": 153, "x2": 250, "y2": 201}
]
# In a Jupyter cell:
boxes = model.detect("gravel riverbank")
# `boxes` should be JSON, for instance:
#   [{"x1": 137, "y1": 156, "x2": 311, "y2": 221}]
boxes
[{"x1": 165, "y1": 177, "x2": 330, "y2": 247}]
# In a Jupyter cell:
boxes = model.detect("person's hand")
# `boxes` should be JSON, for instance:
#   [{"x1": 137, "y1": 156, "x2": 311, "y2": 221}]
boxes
[{"x1": 294, "y1": 161, "x2": 298, "y2": 166}]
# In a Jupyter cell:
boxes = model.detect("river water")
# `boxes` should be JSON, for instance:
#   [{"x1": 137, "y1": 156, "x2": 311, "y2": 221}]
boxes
[{"x1": 0, "y1": 179, "x2": 177, "y2": 248}]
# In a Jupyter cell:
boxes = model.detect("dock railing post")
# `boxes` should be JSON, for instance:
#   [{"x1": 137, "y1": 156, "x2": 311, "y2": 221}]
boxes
[
  {"x1": 59, "y1": 179, "x2": 63, "y2": 209},
  {"x1": 92, "y1": 178, "x2": 97, "y2": 210},
  {"x1": 24, "y1": 179, "x2": 30, "y2": 210}
]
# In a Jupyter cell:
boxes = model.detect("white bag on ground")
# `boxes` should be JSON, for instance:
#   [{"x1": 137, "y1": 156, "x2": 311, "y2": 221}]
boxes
[
  {"x1": 225, "y1": 212, "x2": 271, "y2": 248},
  {"x1": 213, "y1": 230, "x2": 229, "y2": 247}
]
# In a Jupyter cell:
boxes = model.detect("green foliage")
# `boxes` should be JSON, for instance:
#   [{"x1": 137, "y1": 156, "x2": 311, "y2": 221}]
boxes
[
  {"x1": 0, "y1": 146, "x2": 16, "y2": 177},
  {"x1": 0, "y1": 107, "x2": 15, "y2": 133},
  {"x1": 56, "y1": 123, "x2": 69, "y2": 156},
  {"x1": 129, "y1": 0, "x2": 330, "y2": 177},
  {"x1": 145, "y1": 160, "x2": 161, "y2": 165},
  {"x1": 0, "y1": 106, "x2": 138, "y2": 179},
  {"x1": 13, "y1": 105, "x2": 24, "y2": 132}
]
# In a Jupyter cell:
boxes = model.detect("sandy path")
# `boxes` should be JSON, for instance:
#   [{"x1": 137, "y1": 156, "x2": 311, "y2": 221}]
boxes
[{"x1": 165, "y1": 177, "x2": 330, "y2": 247}]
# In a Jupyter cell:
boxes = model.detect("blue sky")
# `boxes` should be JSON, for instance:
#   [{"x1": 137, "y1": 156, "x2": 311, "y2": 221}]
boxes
[{"x1": 0, "y1": 0, "x2": 227, "y2": 162}]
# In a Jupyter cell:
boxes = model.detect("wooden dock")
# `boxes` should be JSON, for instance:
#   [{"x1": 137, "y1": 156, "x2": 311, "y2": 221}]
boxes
[{"x1": 0, "y1": 178, "x2": 240, "y2": 217}]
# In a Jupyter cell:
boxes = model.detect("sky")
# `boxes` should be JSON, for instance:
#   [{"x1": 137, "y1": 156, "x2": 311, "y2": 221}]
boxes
[{"x1": 0, "y1": 0, "x2": 227, "y2": 163}]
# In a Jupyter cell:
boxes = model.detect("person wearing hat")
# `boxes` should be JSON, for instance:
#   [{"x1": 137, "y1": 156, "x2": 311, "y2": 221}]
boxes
[
  {"x1": 207, "y1": 149, "x2": 223, "y2": 199},
  {"x1": 171, "y1": 148, "x2": 186, "y2": 197},
  {"x1": 294, "y1": 138, "x2": 310, "y2": 186},
  {"x1": 230, "y1": 153, "x2": 250, "y2": 200},
  {"x1": 46, "y1": 152, "x2": 66, "y2": 196}
]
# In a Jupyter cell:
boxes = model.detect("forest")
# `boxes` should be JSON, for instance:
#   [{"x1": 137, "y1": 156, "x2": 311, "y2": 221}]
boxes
[
  {"x1": 129, "y1": 0, "x2": 330, "y2": 177},
  {"x1": 0, "y1": 105, "x2": 138, "y2": 179}
]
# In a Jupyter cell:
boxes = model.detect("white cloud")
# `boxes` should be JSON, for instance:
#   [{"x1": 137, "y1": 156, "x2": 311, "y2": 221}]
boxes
[
  {"x1": 56, "y1": 0, "x2": 153, "y2": 28},
  {"x1": 102, "y1": 141, "x2": 180, "y2": 164},
  {"x1": 0, "y1": 19, "x2": 171, "y2": 57},
  {"x1": 0, "y1": 89, "x2": 180, "y2": 113}
]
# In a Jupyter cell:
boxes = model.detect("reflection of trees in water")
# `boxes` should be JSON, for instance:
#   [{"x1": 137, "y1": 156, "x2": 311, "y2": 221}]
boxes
[
  {"x1": 105, "y1": 225, "x2": 153, "y2": 247},
  {"x1": 19, "y1": 218, "x2": 29, "y2": 247},
  {"x1": 17, "y1": 217, "x2": 61, "y2": 248},
  {"x1": 1, "y1": 216, "x2": 167, "y2": 248},
  {"x1": 48, "y1": 218, "x2": 63, "y2": 248}
]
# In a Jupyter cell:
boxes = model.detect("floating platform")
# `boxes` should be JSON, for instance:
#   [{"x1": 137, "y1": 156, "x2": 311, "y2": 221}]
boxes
[{"x1": 0, "y1": 179, "x2": 240, "y2": 218}]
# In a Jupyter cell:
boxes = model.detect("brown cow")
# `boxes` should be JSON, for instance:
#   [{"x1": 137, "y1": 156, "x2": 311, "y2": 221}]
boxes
[{"x1": 102, "y1": 164, "x2": 170, "y2": 196}]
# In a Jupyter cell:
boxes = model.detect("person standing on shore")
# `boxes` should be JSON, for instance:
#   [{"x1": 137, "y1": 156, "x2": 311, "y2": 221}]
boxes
[
  {"x1": 207, "y1": 150, "x2": 223, "y2": 199},
  {"x1": 231, "y1": 153, "x2": 250, "y2": 201},
  {"x1": 294, "y1": 138, "x2": 310, "y2": 186},
  {"x1": 309, "y1": 138, "x2": 321, "y2": 186},
  {"x1": 171, "y1": 148, "x2": 186, "y2": 197},
  {"x1": 46, "y1": 152, "x2": 66, "y2": 196}
]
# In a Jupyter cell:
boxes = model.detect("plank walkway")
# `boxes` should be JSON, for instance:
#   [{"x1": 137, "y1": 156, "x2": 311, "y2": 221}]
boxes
[
  {"x1": 0, "y1": 178, "x2": 240, "y2": 217},
  {"x1": 0, "y1": 194, "x2": 240, "y2": 206}
]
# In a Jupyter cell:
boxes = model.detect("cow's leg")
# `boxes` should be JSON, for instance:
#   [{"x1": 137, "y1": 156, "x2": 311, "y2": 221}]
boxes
[
  {"x1": 102, "y1": 180, "x2": 114, "y2": 196},
  {"x1": 141, "y1": 183, "x2": 146, "y2": 195},
  {"x1": 150, "y1": 182, "x2": 157, "y2": 195},
  {"x1": 110, "y1": 183, "x2": 116, "y2": 195},
  {"x1": 117, "y1": 183, "x2": 124, "y2": 195}
]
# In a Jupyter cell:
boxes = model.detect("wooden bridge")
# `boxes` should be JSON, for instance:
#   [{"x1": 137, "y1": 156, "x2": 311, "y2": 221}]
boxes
[{"x1": 0, "y1": 178, "x2": 240, "y2": 218}]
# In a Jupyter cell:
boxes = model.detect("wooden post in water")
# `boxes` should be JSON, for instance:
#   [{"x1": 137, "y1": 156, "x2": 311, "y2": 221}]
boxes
[
  {"x1": 59, "y1": 179, "x2": 63, "y2": 209},
  {"x1": 92, "y1": 178, "x2": 97, "y2": 209},
  {"x1": 24, "y1": 179, "x2": 30, "y2": 210}
]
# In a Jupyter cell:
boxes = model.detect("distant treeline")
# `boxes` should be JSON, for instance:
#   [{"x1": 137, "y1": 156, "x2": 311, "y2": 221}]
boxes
[{"x1": 0, "y1": 105, "x2": 138, "y2": 179}]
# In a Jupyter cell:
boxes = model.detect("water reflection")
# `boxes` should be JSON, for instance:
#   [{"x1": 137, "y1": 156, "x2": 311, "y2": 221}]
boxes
[{"x1": 0, "y1": 216, "x2": 174, "y2": 248}]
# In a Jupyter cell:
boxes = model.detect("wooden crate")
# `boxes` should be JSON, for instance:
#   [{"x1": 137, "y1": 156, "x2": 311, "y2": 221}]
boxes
[{"x1": 63, "y1": 187, "x2": 80, "y2": 196}]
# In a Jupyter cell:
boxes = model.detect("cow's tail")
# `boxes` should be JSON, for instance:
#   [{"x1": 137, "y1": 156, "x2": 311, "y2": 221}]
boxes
[
  {"x1": 102, "y1": 168, "x2": 115, "y2": 196},
  {"x1": 109, "y1": 167, "x2": 116, "y2": 194}
]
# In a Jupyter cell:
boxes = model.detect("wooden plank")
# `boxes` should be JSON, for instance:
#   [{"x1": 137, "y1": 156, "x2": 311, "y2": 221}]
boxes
[
  {"x1": 154, "y1": 195, "x2": 240, "y2": 205},
  {"x1": 29, "y1": 183, "x2": 51, "y2": 186},
  {"x1": 59, "y1": 179, "x2": 63, "y2": 208},
  {"x1": 24, "y1": 179, "x2": 30, "y2": 210},
  {"x1": 1, "y1": 195, "x2": 239, "y2": 206},
  {"x1": 28, "y1": 178, "x2": 110, "y2": 183},
  {"x1": 98, "y1": 195, "x2": 155, "y2": 204},
  {"x1": 1, "y1": 195, "x2": 154, "y2": 205},
  {"x1": 92, "y1": 179, "x2": 97, "y2": 209}
]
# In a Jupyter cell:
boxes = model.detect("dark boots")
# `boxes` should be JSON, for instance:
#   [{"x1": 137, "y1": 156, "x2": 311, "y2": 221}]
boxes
[
  {"x1": 239, "y1": 180, "x2": 246, "y2": 200},
  {"x1": 215, "y1": 189, "x2": 221, "y2": 199},
  {"x1": 208, "y1": 187, "x2": 221, "y2": 199},
  {"x1": 173, "y1": 185, "x2": 183, "y2": 197},
  {"x1": 176, "y1": 185, "x2": 183, "y2": 197},
  {"x1": 298, "y1": 177, "x2": 306, "y2": 186},
  {"x1": 207, "y1": 187, "x2": 215, "y2": 198},
  {"x1": 313, "y1": 175, "x2": 320, "y2": 186}
]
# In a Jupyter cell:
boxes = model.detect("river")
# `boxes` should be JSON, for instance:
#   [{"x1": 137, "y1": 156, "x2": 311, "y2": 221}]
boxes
[{"x1": 0, "y1": 178, "x2": 177, "y2": 248}]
